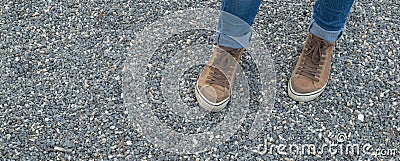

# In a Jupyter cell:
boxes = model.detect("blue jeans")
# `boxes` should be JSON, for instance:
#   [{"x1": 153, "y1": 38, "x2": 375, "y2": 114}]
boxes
[{"x1": 216, "y1": 0, "x2": 355, "y2": 48}]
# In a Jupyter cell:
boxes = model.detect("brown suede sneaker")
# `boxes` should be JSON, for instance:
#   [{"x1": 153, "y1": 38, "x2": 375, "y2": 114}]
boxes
[
  {"x1": 288, "y1": 33, "x2": 335, "y2": 102},
  {"x1": 195, "y1": 45, "x2": 243, "y2": 112}
]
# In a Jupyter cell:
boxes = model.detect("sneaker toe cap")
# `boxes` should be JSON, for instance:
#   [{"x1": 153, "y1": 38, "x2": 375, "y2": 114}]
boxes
[
  {"x1": 198, "y1": 85, "x2": 229, "y2": 103},
  {"x1": 290, "y1": 76, "x2": 318, "y2": 94},
  {"x1": 199, "y1": 85, "x2": 218, "y2": 103}
]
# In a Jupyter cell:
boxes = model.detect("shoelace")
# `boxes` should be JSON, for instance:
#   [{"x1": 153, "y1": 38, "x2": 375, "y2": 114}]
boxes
[
  {"x1": 296, "y1": 36, "x2": 333, "y2": 82},
  {"x1": 206, "y1": 66, "x2": 230, "y2": 88},
  {"x1": 205, "y1": 47, "x2": 242, "y2": 88}
]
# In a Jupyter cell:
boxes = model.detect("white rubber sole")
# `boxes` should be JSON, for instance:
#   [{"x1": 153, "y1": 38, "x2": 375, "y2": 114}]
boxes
[
  {"x1": 195, "y1": 82, "x2": 230, "y2": 112},
  {"x1": 287, "y1": 78, "x2": 327, "y2": 102}
]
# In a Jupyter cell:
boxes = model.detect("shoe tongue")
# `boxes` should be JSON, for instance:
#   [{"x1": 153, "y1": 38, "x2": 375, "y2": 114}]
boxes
[
  {"x1": 217, "y1": 46, "x2": 242, "y2": 60},
  {"x1": 306, "y1": 40, "x2": 325, "y2": 65},
  {"x1": 311, "y1": 51, "x2": 321, "y2": 63}
]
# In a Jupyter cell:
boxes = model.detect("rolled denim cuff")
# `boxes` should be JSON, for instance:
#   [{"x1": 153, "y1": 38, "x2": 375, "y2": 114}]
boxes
[
  {"x1": 308, "y1": 18, "x2": 343, "y2": 43},
  {"x1": 215, "y1": 11, "x2": 252, "y2": 48}
]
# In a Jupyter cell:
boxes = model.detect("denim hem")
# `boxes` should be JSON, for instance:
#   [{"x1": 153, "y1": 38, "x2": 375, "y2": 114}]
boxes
[
  {"x1": 308, "y1": 18, "x2": 343, "y2": 43},
  {"x1": 215, "y1": 11, "x2": 252, "y2": 48}
]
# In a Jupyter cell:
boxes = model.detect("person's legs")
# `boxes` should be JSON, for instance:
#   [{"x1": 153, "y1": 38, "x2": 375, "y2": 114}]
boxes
[
  {"x1": 288, "y1": 0, "x2": 355, "y2": 102},
  {"x1": 309, "y1": 0, "x2": 355, "y2": 42},
  {"x1": 196, "y1": 0, "x2": 262, "y2": 111},
  {"x1": 216, "y1": 0, "x2": 262, "y2": 48}
]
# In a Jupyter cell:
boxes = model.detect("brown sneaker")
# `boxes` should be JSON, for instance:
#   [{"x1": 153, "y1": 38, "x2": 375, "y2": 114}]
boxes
[
  {"x1": 288, "y1": 33, "x2": 335, "y2": 102},
  {"x1": 195, "y1": 45, "x2": 243, "y2": 112}
]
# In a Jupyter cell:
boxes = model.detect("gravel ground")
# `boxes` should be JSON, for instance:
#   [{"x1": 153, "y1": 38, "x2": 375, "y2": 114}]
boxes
[{"x1": 0, "y1": 0, "x2": 399, "y2": 160}]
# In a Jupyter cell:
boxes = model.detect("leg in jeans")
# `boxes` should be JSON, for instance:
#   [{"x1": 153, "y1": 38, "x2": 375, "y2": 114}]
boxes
[
  {"x1": 289, "y1": 0, "x2": 355, "y2": 102},
  {"x1": 309, "y1": 0, "x2": 355, "y2": 42},
  {"x1": 216, "y1": 0, "x2": 262, "y2": 48},
  {"x1": 196, "y1": 0, "x2": 262, "y2": 111}
]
